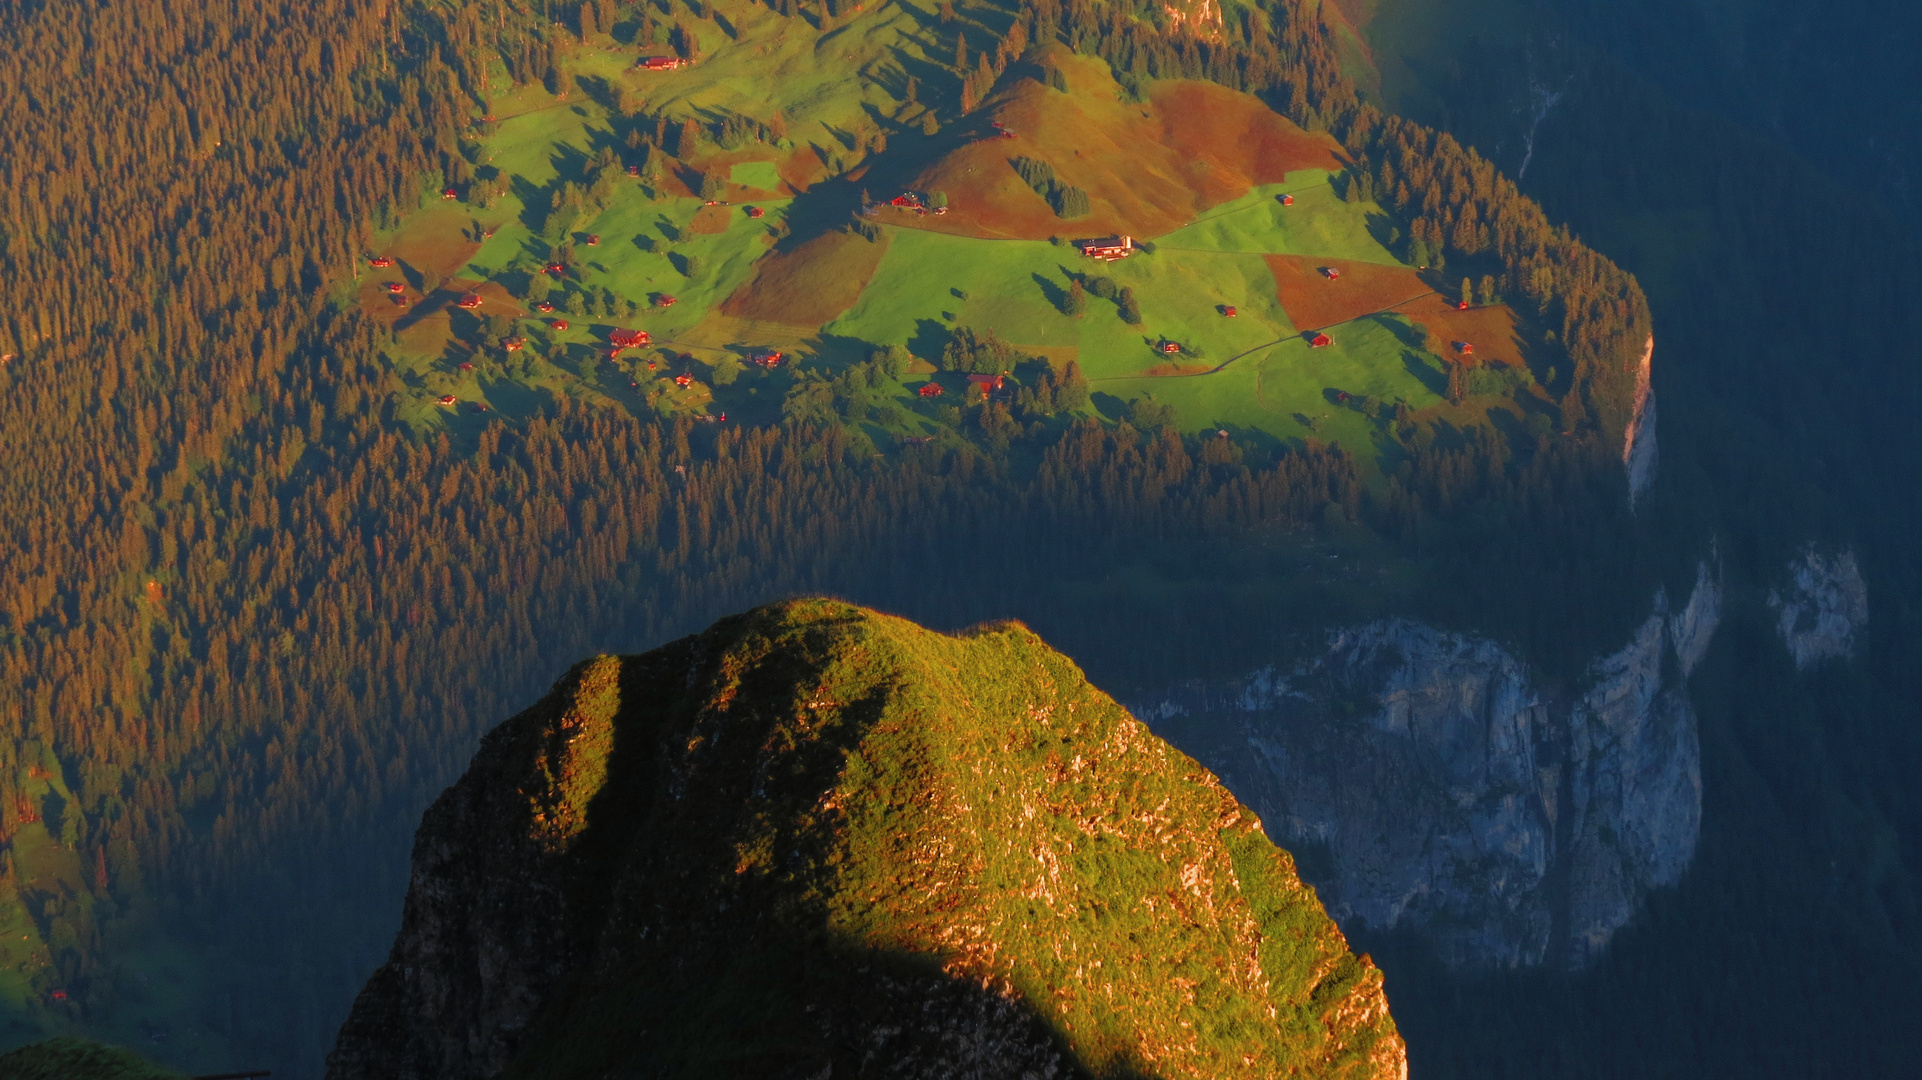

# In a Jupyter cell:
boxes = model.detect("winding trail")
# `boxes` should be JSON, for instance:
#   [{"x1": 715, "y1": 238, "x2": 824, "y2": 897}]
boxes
[{"x1": 1092, "y1": 285, "x2": 1439, "y2": 383}]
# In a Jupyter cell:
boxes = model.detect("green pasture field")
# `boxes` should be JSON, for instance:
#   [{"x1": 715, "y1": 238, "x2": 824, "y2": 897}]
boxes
[{"x1": 355, "y1": 0, "x2": 1518, "y2": 463}]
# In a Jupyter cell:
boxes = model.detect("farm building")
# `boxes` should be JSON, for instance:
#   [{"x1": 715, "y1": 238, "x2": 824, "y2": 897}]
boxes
[
  {"x1": 456, "y1": 295, "x2": 483, "y2": 309},
  {"x1": 966, "y1": 373, "x2": 1006, "y2": 396},
  {"x1": 369, "y1": 256, "x2": 394, "y2": 268},
  {"x1": 1310, "y1": 333, "x2": 1333, "y2": 348},
  {"x1": 1456, "y1": 299, "x2": 1471, "y2": 311},
  {"x1": 536, "y1": 302, "x2": 555, "y2": 313},
  {"x1": 746, "y1": 206, "x2": 765, "y2": 218},
  {"x1": 1320, "y1": 266, "x2": 1340, "y2": 280},
  {"x1": 1160, "y1": 342, "x2": 1181, "y2": 354},
  {"x1": 457, "y1": 361, "x2": 474, "y2": 371},
  {"x1": 1281, "y1": 194, "x2": 1295, "y2": 206},
  {"x1": 889, "y1": 192, "x2": 924, "y2": 209},
  {"x1": 545, "y1": 263, "x2": 567, "y2": 276},
  {"x1": 1075, "y1": 234, "x2": 1133, "y2": 261},
  {"x1": 1455, "y1": 341, "x2": 1474, "y2": 355},
  {"x1": 586, "y1": 234, "x2": 600, "y2": 247},
  {"x1": 750, "y1": 351, "x2": 785, "y2": 368},
  {"x1": 917, "y1": 383, "x2": 944, "y2": 398},
  {"x1": 627, "y1": 164, "x2": 640, "y2": 176},
  {"x1": 437, "y1": 395, "x2": 457, "y2": 406},
  {"x1": 441, "y1": 188, "x2": 458, "y2": 200},
  {"x1": 1222, "y1": 305, "x2": 1237, "y2": 317},
  {"x1": 552, "y1": 320, "x2": 569, "y2": 331},
  {"x1": 674, "y1": 374, "x2": 694, "y2": 387},
  {"x1": 385, "y1": 282, "x2": 405, "y2": 294},
  {"x1": 638, "y1": 56, "x2": 690, "y2": 71},
  {"x1": 656, "y1": 295, "x2": 678, "y2": 307},
  {"x1": 609, "y1": 328, "x2": 651, "y2": 350},
  {"x1": 504, "y1": 338, "x2": 525, "y2": 352}
]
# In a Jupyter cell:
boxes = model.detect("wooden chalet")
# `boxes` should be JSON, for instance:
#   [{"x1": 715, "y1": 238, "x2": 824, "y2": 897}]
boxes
[
  {"x1": 1310, "y1": 333, "x2": 1333, "y2": 348},
  {"x1": 457, "y1": 361, "x2": 474, "y2": 371},
  {"x1": 1075, "y1": 234, "x2": 1133, "y2": 261},
  {"x1": 889, "y1": 192, "x2": 924, "y2": 209},
  {"x1": 586, "y1": 234, "x2": 601, "y2": 246},
  {"x1": 545, "y1": 263, "x2": 567, "y2": 276},
  {"x1": 1160, "y1": 342, "x2": 1181, "y2": 354},
  {"x1": 1320, "y1": 266, "x2": 1340, "y2": 280},
  {"x1": 656, "y1": 295, "x2": 678, "y2": 307},
  {"x1": 1281, "y1": 194, "x2": 1295, "y2": 206},
  {"x1": 746, "y1": 206, "x2": 765, "y2": 218},
  {"x1": 442, "y1": 188, "x2": 458, "y2": 200},
  {"x1": 504, "y1": 338, "x2": 525, "y2": 352},
  {"x1": 1455, "y1": 341, "x2": 1474, "y2": 355},
  {"x1": 750, "y1": 351, "x2": 784, "y2": 368},
  {"x1": 456, "y1": 294, "x2": 483, "y2": 309},
  {"x1": 1456, "y1": 299, "x2": 1471, "y2": 310},
  {"x1": 674, "y1": 374, "x2": 694, "y2": 387},
  {"x1": 551, "y1": 319, "x2": 569, "y2": 331},
  {"x1": 917, "y1": 383, "x2": 944, "y2": 398},
  {"x1": 369, "y1": 256, "x2": 394, "y2": 268},
  {"x1": 608, "y1": 328, "x2": 651, "y2": 350},
  {"x1": 437, "y1": 395, "x2": 457, "y2": 406},
  {"x1": 638, "y1": 56, "x2": 690, "y2": 71},
  {"x1": 536, "y1": 302, "x2": 556, "y2": 313},
  {"x1": 966, "y1": 373, "x2": 1006, "y2": 396},
  {"x1": 385, "y1": 282, "x2": 405, "y2": 294},
  {"x1": 1222, "y1": 305, "x2": 1237, "y2": 317}
]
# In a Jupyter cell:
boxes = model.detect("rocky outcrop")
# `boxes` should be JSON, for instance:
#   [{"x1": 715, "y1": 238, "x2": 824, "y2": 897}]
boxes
[
  {"x1": 1134, "y1": 565, "x2": 1716, "y2": 970},
  {"x1": 1623, "y1": 335, "x2": 1658, "y2": 504},
  {"x1": 1769, "y1": 547, "x2": 1868, "y2": 668},
  {"x1": 329, "y1": 601, "x2": 1405, "y2": 1080}
]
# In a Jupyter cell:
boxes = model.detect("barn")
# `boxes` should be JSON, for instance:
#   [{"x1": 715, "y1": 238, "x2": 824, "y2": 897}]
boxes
[
  {"x1": 1310, "y1": 333, "x2": 1333, "y2": 348},
  {"x1": 1320, "y1": 266, "x2": 1340, "y2": 280},
  {"x1": 966, "y1": 373, "x2": 1006, "y2": 396},
  {"x1": 1281, "y1": 194, "x2": 1295, "y2": 206},
  {"x1": 609, "y1": 329, "x2": 651, "y2": 350},
  {"x1": 638, "y1": 56, "x2": 689, "y2": 71},
  {"x1": 918, "y1": 383, "x2": 944, "y2": 398},
  {"x1": 1160, "y1": 342, "x2": 1181, "y2": 354},
  {"x1": 456, "y1": 295, "x2": 483, "y2": 310},
  {"x1": 1075, "y1": 235, "x2": 1133, "y2": 261}
]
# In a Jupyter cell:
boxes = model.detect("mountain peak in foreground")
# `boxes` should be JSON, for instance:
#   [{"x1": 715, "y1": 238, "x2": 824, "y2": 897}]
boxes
[{"x1": 326, "y1": 600, "x2": 1404, "y2": 1080}]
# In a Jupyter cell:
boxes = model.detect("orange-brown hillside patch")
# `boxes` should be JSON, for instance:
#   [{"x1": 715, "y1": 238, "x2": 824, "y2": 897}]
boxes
[
  {"x1": 1398, "y1": 294, "x2": 1528, "y2": 370},
  {"x1": 909, "y1": 51, "x2": 1344, "y2": 241},
  {"x1": 777, "y1": 145, "x2": 830, "y2": 194},
  {"x1": 718, "y1": 229, "x2": 890, "y2": 326},
  {"x1": 689, "y1": 204, "x2": 733, "y2": 234},
  {"x1": 1266, "y1": 255, "x2": 1430, "y2": 331}
]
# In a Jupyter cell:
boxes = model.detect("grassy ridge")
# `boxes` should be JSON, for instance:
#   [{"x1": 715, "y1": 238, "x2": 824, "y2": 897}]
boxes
[{"x1": 372, "y1": 600, "x2": 1406, "y2": 1078}]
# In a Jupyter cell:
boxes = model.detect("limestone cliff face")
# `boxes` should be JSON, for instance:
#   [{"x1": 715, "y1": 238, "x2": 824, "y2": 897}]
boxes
[
  {"x1": 328, "y1": 601, "x2": 1405, "y2": 1080},
  {"x1": 1623, "y1": 335, "x2": 1659, "y2": 504},
  {"x1": 1769, "y1": 547, "x2": 1868, "y2": 668},
  {"x1": 1135, "y1": 565, "x2": 1717, "y2": 970}
]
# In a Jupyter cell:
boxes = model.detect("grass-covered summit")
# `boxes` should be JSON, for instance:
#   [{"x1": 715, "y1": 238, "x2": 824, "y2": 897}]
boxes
[{"x1": 326, "y1": 599, "x2": 1404, "y2": 1079}]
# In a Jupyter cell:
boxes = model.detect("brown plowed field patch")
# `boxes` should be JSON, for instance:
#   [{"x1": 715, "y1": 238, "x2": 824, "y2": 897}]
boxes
[
  {"x1": 777, "y1": 145, "x2": 830, "y2": 194},
  {"x1": 1266, "y1": 255, "x2": 1429, "y2": 331},
  {"x1": 1397, "y1": 294, "x2": 1528, "y2": 370},
  {"x1": 909, "y1": 51, "x2": 1344, "y2": 241},
  {"x1": 1143, "y1": 361, "x2": 1216, "y2": 376},
  {"x1": 689, "y1": 204, "x2": 733, "y2": 234},
  {"x1": 717, "y1": 229, "x2": 890, "y2": 325}
]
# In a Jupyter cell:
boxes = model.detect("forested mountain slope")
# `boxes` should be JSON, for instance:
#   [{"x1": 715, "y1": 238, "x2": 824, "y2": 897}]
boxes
[{"x1": 0, "y1": 0, "x2": 1693, "y2": 1075}]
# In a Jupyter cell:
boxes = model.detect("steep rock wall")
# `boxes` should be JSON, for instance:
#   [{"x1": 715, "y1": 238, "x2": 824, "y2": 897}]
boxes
[
  {"x1": 1135, "y1": 566, "x2": 1717, "y2": 970},
  {"x1": 1623, "y1": 335, "x2": 1659, "y2": 504},
  {"x1": 1769, "y1": 547, "x2": 1868, "y2": 668}
]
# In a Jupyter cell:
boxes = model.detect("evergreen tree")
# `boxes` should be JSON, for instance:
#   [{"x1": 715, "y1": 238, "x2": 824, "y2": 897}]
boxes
[
  {"x1": 1063, "y1": 279, "x2": 1087, "y2": 317},
  {"x1": 1117, "y1": 286, "x2": 1142, "y2": 324}
]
